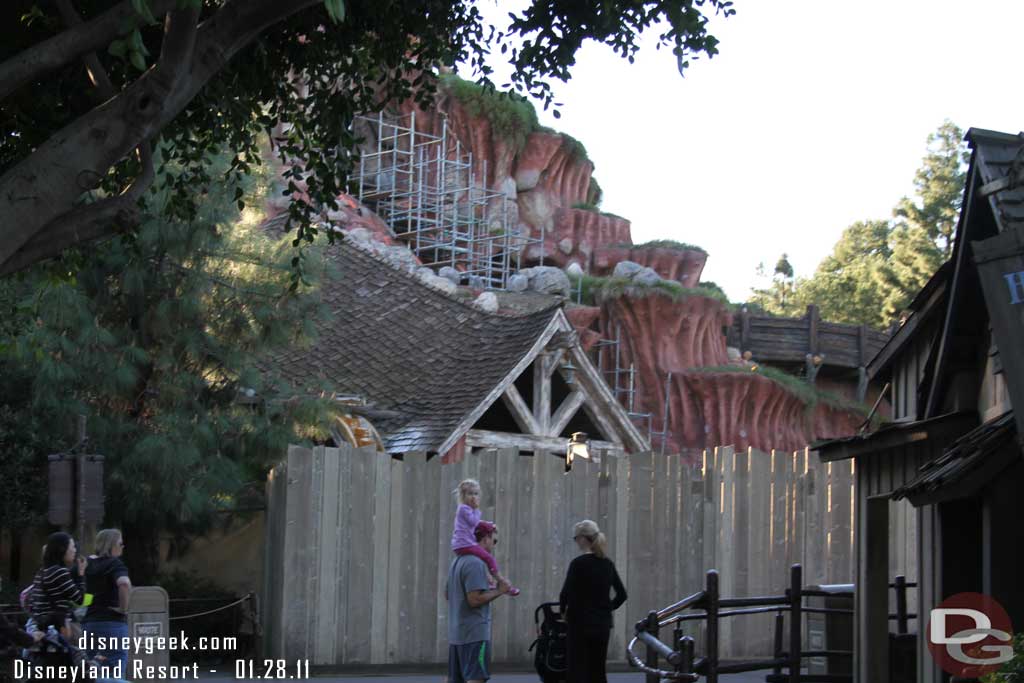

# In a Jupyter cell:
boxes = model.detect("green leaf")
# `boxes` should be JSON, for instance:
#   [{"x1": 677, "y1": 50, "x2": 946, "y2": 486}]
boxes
[
  {"x1": 323, "y1": 0, "x2": 346, "y2": 24},
  {"x1": 131, "y1": 0, "x2": 159, "y2": 25},
  {"x1": 129, "y1": 28, "x2": 150, "y2": 57},
  {"x1": 108, "y1": 39, "x2": 128, "y2": 58},
  {"x1": 130, "y1": 50, "x2": 148, "y2": 72}
]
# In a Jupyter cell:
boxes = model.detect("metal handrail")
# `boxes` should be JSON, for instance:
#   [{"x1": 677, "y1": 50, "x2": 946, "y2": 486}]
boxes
[
  {"x1": 626, "y1": 633, "x2": 699, "y2": 682},
  {"x1": 655, "y1": 589, "x2": 706, "y2": 620}
]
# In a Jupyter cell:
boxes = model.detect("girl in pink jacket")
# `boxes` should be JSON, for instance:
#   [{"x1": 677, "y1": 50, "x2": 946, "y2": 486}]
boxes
[{"x1": 451, "y1": 479, "x2": 520, "y2": 596}]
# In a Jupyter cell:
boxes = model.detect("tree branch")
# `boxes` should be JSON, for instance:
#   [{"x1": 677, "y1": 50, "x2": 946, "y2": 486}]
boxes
[
  {"x1": 158, "y1": 5, "x2": 202, "y2": 88},
  {"x1": 0, "y1": 144, "x2": 154, "y2": 276},
  {"x1": 0, "y1": 0, "x2": 178, "y2": 102},
  {"x1": 0, "y1": 0, "x2": 322, "y2": 274},
  {"x1": 55, "y1": 0, "x2": 117, "y2": 97}
]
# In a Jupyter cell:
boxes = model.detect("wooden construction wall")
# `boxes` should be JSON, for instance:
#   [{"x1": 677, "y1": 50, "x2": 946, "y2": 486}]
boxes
[{"x1": 265, "y1": 443, "x2": 873, "y2": 666}]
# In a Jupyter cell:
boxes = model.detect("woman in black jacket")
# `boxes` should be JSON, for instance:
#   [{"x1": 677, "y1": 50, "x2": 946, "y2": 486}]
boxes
[{"x1": 559, "y1": 519, "x2": 627, "y2": 683}]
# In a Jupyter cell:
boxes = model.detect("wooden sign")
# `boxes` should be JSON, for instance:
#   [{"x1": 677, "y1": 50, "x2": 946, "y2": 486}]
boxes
[
  {"x1": 972, "y1": 227, "x2": 1024, "y2": 441},
  {"x1": 47, "y1": 453, "x2": 105, "y2": 527},
  {"x1": 47, "y1": 454, "x2": 75, "y2": 526},
  {"x1": 78, "y1": 455, "x2": 105, "y2": 525}
]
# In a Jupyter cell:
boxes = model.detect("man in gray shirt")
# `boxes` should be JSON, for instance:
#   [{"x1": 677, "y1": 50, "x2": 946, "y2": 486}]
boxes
[{"x1": 447, "y1": 521, "x2": 510, "y2": 683}]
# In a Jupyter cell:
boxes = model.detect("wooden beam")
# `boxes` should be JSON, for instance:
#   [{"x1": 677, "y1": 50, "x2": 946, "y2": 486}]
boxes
[
  {"x1": 533, "y1": 355, "x2": 552, "y2": 434},
  {"x1": 563, "y1": 340, "x2": 649, "y2": 453},
  {"x1": 501, "y1": 385, "x2": 540, "y2": 435},
  {"x1": 543, "y1": 348, "x2": 565, "y2": 378},
  {"x1": 550, "y1": 390, "x2": 586, "y2": 436},
  {"x1": 434, "y1": 315, "x2": 561, "y2": 456},
  {"x1": 465, "y1": 428, "x2": 621, "y2": 455},
  {"x1": 807, "y1": 304, "x2": 820, "y2": 355}
]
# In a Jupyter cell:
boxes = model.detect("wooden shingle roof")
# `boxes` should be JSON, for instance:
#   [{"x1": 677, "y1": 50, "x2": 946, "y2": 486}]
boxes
[
  {"x1": 891, "y1": 411, "x2": 1016, "y2": 506},
  {"x1": 268, "y1": 239, "x2": 561, "y2": 454}
]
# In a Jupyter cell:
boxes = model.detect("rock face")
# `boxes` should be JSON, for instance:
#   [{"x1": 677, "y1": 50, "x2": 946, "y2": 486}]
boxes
[
  {"x1": 599, "y1": 293, "x2": 732, "y2": 372},
  {"x1": 584, "y1": 290, "x2": 868, "y2": 456},
  {"x1": 564, "y1": 306, "x2": 603, "y2": 352},
  {"x1": 593, "y1": 246, "x2": 708, "y2": 287},
  {"x1": 518, "y1": 266, "x2": 571, "y2": 297},
  {"x1": 525, "y1": 208, "x2": 632, "y2": 269},
  {"x1": 396, "y1": 97, "x2": 595, "y2": 258},
  {"x1": 266, "y1": 79, "x2": 878, "y2": 461}
]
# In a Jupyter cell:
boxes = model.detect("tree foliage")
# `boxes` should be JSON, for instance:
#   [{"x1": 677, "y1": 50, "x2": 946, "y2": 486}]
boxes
[
  {"x1": 0, "y1": 0, "x2": 735, "y2": 276},
  {"x1": 748, "y1": 121, "x2": 967, "y2": 327},
  {"x1": 0, "y1": 148, "x2": 332, "y2": 579}
]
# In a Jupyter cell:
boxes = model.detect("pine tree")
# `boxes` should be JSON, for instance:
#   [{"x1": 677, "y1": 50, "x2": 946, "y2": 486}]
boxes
[
  {"x1": 748, "y1": 122, "x2": 968, "y2": 328},
  {"x1": 894, "y1": 120, "x2": 969, "y2": 259},
  {"x1": 0, "y1": 149, "x2": 332, "y2": 579}
]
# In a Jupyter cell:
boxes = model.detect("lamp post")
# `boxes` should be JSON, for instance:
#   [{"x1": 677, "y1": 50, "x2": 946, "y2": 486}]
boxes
[{"x1": 565, "y1": 431, "x2": 590, "y2": 473}]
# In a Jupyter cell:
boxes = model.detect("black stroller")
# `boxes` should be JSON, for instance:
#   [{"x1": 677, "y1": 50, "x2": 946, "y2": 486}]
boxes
[{"x1": 528, "y1": 602, "x2": 567, "y2": 683}]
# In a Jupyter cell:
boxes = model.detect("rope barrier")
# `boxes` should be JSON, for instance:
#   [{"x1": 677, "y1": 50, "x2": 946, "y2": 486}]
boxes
[{"x1": 168, "y1": 593, "x2": 252, "y2": 621}]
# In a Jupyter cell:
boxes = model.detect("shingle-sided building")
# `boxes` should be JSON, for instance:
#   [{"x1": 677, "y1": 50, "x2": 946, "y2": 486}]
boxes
[
  {"x1": 816, "y1": 128, "x2": 1024, "y2": 683},
  {"x1": 268, "y1": 236, "x2": 649, "y2": 462}
]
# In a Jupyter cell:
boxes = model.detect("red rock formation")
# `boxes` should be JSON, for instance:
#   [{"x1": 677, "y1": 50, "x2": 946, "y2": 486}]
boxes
[
  {"x1": 515, "y1": 132, "x2": 566, "y2": 192},
  {"x1": 526, "y1": 208, "x2": 632, "y2": 267},
  {"x1": 580, "y1": 290, "x2": 870, "y2": 458},
  {"x1": 398, "y1": 96, "x2": 519, "y2": 192},
  {"x1": 599, "y1": 293, "x2": 732, "y2": 373},
  {"x1": 565, "y1": 306, "x2": 602, "y2": 351},
  {"x1": 591, "y1": 247, "x2": 708, "y2": 287},
  {"x1": 395, "y1": 93, "x2": 596, "y2": 249}
]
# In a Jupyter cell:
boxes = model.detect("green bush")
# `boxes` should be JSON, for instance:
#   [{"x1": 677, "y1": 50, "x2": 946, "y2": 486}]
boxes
[
  {"x1": 567, "y1": 273, "x2": 732, "y2": 308},
  {"x1": 631, "y1": 239, "x2": 707, "y2": 253},
  {"x1": 587, "y1": 177, "x2": 603, "y2": 207},
  {"x1": 981, "y1": 633, "x2": 1024, "y2": 682}
]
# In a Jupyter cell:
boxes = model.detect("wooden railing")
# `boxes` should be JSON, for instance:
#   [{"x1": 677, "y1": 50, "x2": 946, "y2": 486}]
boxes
[
  {"x1": 728, "y1": 305, "x2": 890, "y2": 371},
  {"x1": 627, "y1": 565, "x2": 919, "y2": 683}
]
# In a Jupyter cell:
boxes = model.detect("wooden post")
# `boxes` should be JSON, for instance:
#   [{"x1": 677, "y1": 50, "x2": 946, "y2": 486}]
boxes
[
  {"x1": 788, "y1": 564, "x2": 802, "y2": 683},
  {"x1": 772, "y1": 611, "x2": 785, "y2": 677},
  {"x1": 644, "y1": 611, "x2": 660, "y2": 683},
  {"x1": 894, "y1": 574, "x2": 908, "y2": 635},
  {"x1": 705, "y1": 569, "x2": 719, "y2": 683},
  {"x1": 857, "y1": 324, "x2": 868, "y2": 367},
  {"x1": 807, "y1": 305, "x2": 819, "y2": 356}
]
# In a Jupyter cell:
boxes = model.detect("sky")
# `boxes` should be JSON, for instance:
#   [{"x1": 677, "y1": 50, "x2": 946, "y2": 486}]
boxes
[{"x1": 472, "y1": 0, "x2": 1024, "y2": 301}]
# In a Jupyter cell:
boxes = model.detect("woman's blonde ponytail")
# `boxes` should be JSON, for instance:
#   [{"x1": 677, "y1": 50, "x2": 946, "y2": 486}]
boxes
[{"x1": 573, "y1": 519, "x2": 608, "y2": 559}]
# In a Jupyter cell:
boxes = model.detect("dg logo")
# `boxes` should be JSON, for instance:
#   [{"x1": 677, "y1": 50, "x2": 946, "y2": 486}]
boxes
[{"x1": 927, "y1": 592, "x2": 1014, "y2": 678}]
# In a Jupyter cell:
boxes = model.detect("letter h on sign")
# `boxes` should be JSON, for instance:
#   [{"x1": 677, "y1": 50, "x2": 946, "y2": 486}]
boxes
[{"x1": 1005, "y1": 271, "x2": 1024, "y2": 305}]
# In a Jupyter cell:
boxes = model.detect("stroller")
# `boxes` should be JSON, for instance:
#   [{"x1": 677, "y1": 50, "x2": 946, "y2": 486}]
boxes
[{"x1": 528, "y1": 602, "x2": 567, "y2": 683}]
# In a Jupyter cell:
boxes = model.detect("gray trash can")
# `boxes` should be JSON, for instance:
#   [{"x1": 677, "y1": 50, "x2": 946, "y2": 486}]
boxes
[
  {"x1": 805, "y1": 583, "x2": 853, "y2": 676},
  {"x1": 126, "y1": 586, "x2": 170, "y2": 680}
]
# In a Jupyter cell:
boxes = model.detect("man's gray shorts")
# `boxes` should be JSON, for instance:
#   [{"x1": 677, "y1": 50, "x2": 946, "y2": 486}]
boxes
[{"x1": 448, "y1": 641, "x2": 490, "y2": 682}]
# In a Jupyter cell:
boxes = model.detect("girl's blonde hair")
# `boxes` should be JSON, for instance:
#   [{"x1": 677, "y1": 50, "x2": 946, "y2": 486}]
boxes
[
  {"x1": 94, "y1": 528, "x2": 123, "y2": 557},
  {"x1": 573, "y1": 519, "x2": 608, "y2": 559},
  {"x1": 453, "y1": 478, "x2": 481, "y2": 504}
]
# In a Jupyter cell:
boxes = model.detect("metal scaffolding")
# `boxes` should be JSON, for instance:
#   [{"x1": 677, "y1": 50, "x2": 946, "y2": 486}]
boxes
[
  {"x1": 592, "y1": 327, "x2": 674, "y2": 455},
  {"x1": 353, "y1": 110, "x2": 544, "y2": 289}
]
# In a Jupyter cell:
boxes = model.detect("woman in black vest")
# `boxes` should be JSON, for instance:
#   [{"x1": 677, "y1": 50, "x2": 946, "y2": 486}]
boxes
[
  {"x1": 559, "y1": 519, "x2": 627, "y2": 683},
  {"x1": 82, "y1": 528, "x2": 132, "y2": 672}
]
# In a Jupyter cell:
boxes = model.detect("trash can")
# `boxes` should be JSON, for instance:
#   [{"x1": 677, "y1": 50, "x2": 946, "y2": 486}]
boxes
[
  {"x1": 126, "y1": 586, "x2": 170, "y2": 681},
  {"x1": 805, "y1": 584, "x2": 854, "y2": 676}
]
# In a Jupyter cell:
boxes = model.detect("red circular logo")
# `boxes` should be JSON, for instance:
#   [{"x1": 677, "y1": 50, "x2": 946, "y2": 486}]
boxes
[{"x1": 926, "y1": 592, "x2": 1014, "y2": 678}]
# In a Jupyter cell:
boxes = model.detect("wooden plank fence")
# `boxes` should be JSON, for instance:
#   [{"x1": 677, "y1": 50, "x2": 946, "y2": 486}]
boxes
[{"x1": 264, "y1": 443, "x2": 911, "y2": 665}]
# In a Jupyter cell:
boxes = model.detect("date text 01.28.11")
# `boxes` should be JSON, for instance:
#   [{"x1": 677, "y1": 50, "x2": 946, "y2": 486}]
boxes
[{"x1": 235, "y1": 659, "x2": 310, "y2": 679}]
